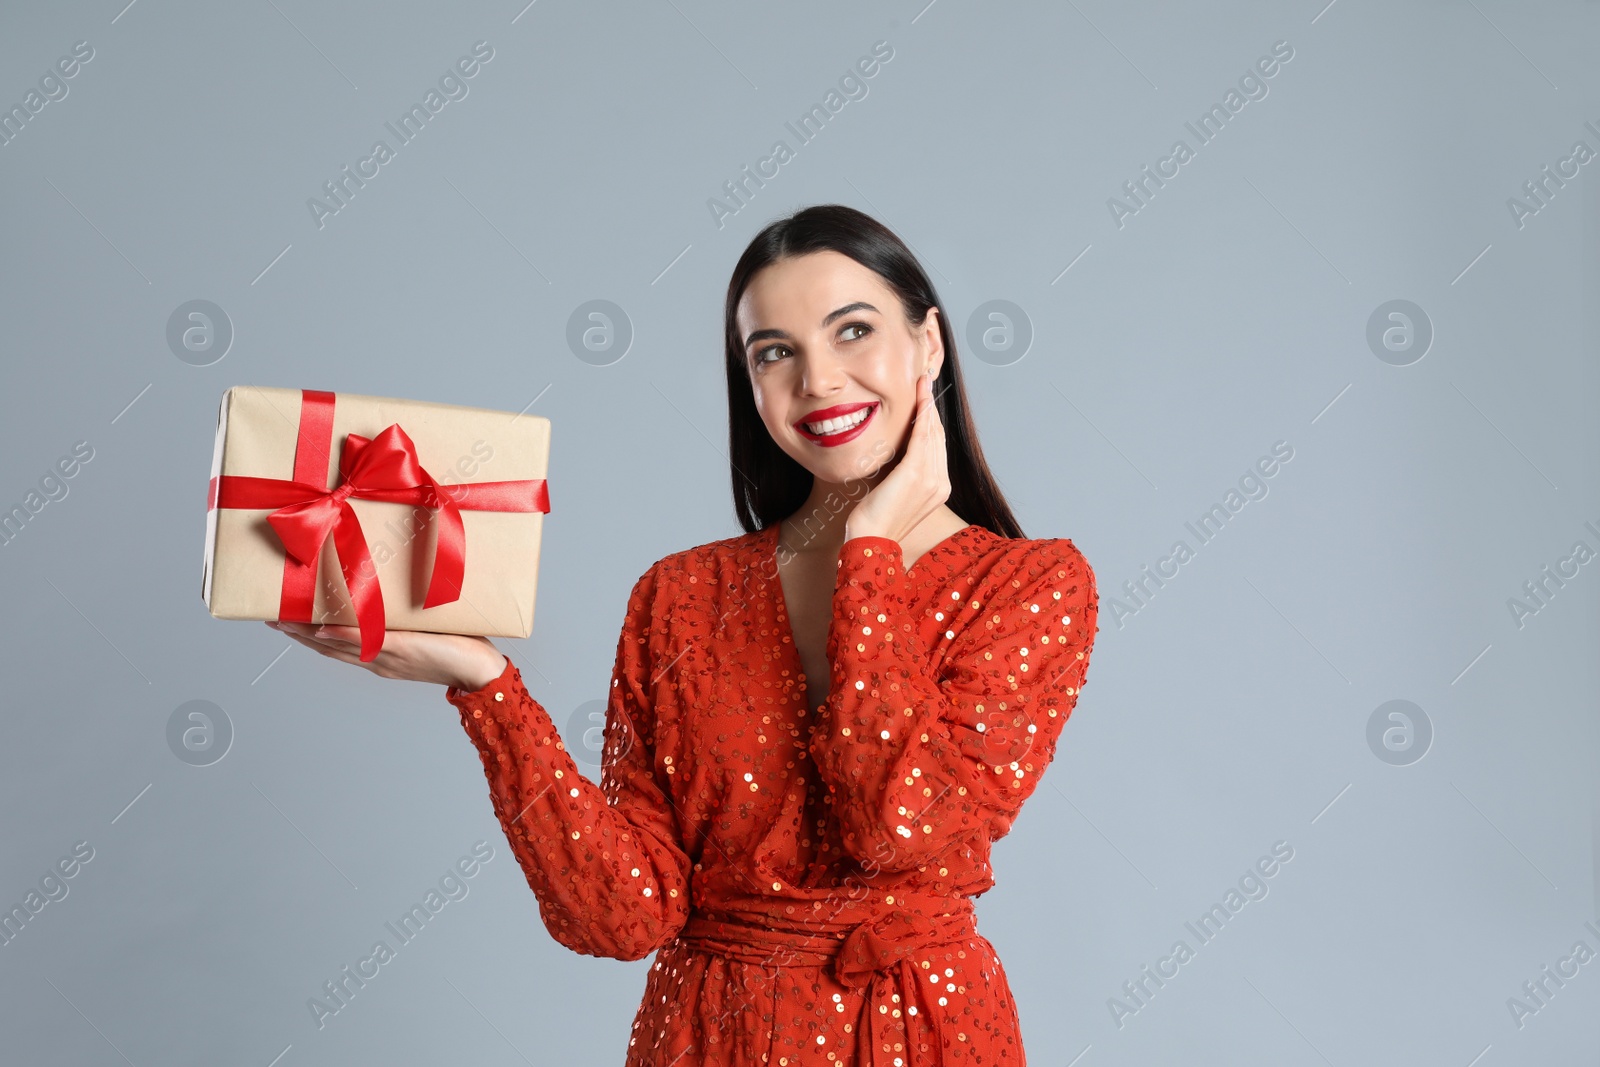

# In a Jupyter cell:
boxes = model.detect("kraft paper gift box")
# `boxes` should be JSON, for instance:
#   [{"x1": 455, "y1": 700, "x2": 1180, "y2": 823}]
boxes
[{"x1": 202, "y1": 386, "x2": 551, "y2": 661}]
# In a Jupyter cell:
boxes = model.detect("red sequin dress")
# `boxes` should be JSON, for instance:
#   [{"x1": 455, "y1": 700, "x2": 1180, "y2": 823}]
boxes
[{"x1": 446, "y1": 523, "x2": 1099, "y2": 1066}]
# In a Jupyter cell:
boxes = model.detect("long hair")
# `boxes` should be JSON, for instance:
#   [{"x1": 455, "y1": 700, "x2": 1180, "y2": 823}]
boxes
[{"x1": 723, "y1": 204, "x2": 1025, "y2": 539}]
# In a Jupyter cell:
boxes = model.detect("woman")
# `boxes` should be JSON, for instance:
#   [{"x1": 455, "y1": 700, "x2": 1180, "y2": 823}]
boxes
[{"x1": 269, "y1": 204, "x2": 1100, "y2": 1065}]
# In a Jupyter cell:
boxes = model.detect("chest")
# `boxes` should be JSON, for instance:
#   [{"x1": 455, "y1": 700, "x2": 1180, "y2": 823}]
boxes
[{"x1": 776, "y1": 551, "x2": 834, "y2": 716}]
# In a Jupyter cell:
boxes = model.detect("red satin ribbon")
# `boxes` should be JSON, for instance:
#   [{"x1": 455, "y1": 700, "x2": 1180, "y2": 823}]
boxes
[{"x1": 207, "y1": 389, "x2": 550, "y2": 662}]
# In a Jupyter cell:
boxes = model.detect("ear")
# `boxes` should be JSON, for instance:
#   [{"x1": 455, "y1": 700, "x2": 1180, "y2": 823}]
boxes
[{"x1": 922, "y1": 307, "x2": 945, "y2": 380}]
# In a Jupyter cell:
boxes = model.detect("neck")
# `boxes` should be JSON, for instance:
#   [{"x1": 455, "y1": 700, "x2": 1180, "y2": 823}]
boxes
[
  {"x1": 778, "y1": 475, "x2": 878, "y2": 556},
  {"x1": 777, "y1": 475, "x2": 964, "y2": 557}
]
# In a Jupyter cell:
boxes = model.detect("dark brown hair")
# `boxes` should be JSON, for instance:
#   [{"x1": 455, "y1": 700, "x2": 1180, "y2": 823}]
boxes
[{"x1": 723, "y1": 204, "x2": 1024, "y2": 538}]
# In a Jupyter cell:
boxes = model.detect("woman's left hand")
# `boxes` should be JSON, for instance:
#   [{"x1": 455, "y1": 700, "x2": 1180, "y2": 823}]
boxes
[
  {"x1": 265, "y1": 620, "x2": 506, "y2": 690},
  {"x1": 843, "y1": 368, "x2": 951, "y2": 544}
]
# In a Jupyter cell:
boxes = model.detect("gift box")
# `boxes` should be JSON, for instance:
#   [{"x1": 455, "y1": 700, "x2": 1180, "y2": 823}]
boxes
[{"x1": 202, "y1": 386, "x2": 551, "y2": 661}]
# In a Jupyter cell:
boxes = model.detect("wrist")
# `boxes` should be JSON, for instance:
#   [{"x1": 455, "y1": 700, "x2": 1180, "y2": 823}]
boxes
[
  {"x1": 843, "y1": 527, "x2": 899, "y2": 548},
  {"x1": 453, "y1": 648, "x2": 507, "y2": 692},
  {"x1": 843, "y1": 517, "x2": 891, "y2": 543}
]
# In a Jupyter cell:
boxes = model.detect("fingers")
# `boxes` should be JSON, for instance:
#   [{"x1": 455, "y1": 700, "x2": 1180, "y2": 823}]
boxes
[
  {"x1": 282, "y1": 630, "x2": 360, "y2": 663},
  {"x1": 268, "y1": 621, "x2": 369, "y2": 666},
  {"x1": 314, "y1": 642, "x2": 366, "y2": 666},
  {"x1": 312, "y1": 623, "x2": 363, "y2": 644},
  {"x1": 912, "y1": 372, "x2": 935, "y2": 437},
  {"x1": 272, "y1": 620, "x2": 359, "y2": 646},
  {"x1": 918, "y1": 372, "x2": 945, "y2": 456},
  {"x1": 920, "y1": 370, "x2": 944, "y2": 436},
  {"x1": 915, "y1": 369, "x2": 949, "y2": 499}
]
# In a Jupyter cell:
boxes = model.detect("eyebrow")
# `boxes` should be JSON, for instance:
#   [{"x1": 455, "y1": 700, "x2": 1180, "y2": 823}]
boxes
[{"x1": 742, "y1": 301, "x2": 880, "y2": 350}]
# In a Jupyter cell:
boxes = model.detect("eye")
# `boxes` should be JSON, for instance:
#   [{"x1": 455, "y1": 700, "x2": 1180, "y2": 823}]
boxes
[
  {"x1": 753, "y1": 344, "x2": 790, "y2": 366},
  {"x1": 840, "y1": 322, "x2": 873, "y2": 342}
]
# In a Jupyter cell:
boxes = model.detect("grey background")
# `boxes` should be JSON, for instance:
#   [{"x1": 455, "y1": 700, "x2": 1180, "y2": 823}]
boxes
[{"x1": 2, "y1": 0, "x2": 1597, "y2": 1064}]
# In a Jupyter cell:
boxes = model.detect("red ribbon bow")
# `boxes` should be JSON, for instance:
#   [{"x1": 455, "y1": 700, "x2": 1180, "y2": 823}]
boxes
[{"x1": 208, "y1": 390, "x2": 549, "y2": 662}]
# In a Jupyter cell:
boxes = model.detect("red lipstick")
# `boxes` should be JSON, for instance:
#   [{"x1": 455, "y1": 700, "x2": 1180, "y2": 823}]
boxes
[{"x1": 793, "y1": 401, "x2": 878, "y2": 447}]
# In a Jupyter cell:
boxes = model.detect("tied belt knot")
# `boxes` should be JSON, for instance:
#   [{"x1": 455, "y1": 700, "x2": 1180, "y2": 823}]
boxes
[
  {"x1": 679, "y1": 899, "x2": 976, "y2": 987},
  {"x1": 834, "y1": 906, "x2": 975, "y2": 989},
  {"x1": 676, "y1": 899, "x2": 976, "y2": 1064},
  {"x1": 675, "y1": 895, "x2": 972, "y2": 991}
]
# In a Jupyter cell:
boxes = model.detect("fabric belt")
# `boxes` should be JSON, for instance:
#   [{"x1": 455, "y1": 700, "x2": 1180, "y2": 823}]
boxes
[{"x1": 676, "y1": 897, "x2": 978, "y2": 1064}]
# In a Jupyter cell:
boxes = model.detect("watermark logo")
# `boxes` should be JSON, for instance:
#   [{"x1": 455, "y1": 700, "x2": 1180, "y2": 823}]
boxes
[
  {"x1": 1506, "y1": 120, "x2": 1600, "y2": 230},
  {"x1": 1506, "y1": 919, "x2": 1600, "y2": 1029},
  {"x1": 1108, "y1": 40, "x2": 1294, "y2": 229},
  {"x1": 1366, "y1": 299, "x2": 1432, "y2": 366},
  {"x1": 306, "y1": 841, "x2": 495, "y2": 1030},
  {"x1": 0, "y1": 440, "x2": 95, "y2": 550},
  {"x1": 964, "y1": 300, "x2": 1032, "y2": 367},
  {"x1": 0, "y1": 841, "x2": 95, "y2": 949},
  {"x1": 1507, "y1": 521, "x2": 1599, "y2": 629},
  {"x1": 306, "y1": 42, "x2": 495, "y2": 231},
  {"x1": 1108, "y1": 840, "x2": 1296, "y2": 1027},
  {"x1": 564, "y1": 698, "x2": 635, "y2": 768},
  {"x1": 566, "y1": 300, "x2": 633, "y2": 366},
  {"x1": 0, "y1": 40, "x2": 95, "y2": 149},
  {"x1": 167, "y1": 700, "x2": 234, "y2": 767},
  {"x1": 1109, "y1": 440, "x2": 1294, "y2": 628},
  {"x1": 1365, "y1": 699, "x2": 1431, "y2": 766},
  {"x1": 707, "y1": 41, "x2": 894, "y2": 230},
  {"x1": 167, "y1": 300, "x2": 233, "y2": 366}
]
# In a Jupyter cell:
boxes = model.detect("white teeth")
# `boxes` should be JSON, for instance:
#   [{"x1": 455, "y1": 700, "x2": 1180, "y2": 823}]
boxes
[{"x1": 804, "y1": 406, "x2": 872, "y2": 436}]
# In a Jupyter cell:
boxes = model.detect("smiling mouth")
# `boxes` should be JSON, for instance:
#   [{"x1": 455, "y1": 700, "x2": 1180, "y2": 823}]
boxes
[{"x1": 794, "y1": 402, "x2": 878, "y2": 446}]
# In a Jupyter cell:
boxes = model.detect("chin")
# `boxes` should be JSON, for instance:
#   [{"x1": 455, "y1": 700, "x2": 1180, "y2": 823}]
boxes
[{"x1": 790, "y1": 434, "x2": 895, "y2": 485}]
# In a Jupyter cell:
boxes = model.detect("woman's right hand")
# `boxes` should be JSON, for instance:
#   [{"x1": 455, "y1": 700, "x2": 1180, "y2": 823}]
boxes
[{"x1": 265, "y1": 621, "x2": 507, "y2": 691}]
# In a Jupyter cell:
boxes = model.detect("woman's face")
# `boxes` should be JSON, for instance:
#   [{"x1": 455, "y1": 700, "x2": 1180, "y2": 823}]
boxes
[{"x1": 736, "y1": 250, "x2": 942, "y2": 487}]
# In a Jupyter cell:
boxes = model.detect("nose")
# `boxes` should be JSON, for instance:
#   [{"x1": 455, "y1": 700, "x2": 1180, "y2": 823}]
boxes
[{"x1": 797, "y1": 348, "x2": 847, "y2": 397}]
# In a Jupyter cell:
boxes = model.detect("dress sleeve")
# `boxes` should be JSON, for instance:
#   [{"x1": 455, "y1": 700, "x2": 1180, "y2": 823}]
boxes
[
  {"x1": 807, "y1": 535, "x2": 1099, "y2": 872},
  {"x1": 446, "y1": 563, "x2": 691, "y2": 961}
]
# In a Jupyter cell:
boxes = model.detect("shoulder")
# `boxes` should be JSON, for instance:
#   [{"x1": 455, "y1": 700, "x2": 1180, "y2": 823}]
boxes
[
  {"x1": 625, "y1": 528, "x2": 768, "y2": 606},
  {"x1": 946, "y1": 533, "x2": 1099, "y2": 658},
  {"x1": 966, "y1": 531, "x2": 1096, "y2": 607},
  {"x1": 650, "y1": 528, "x2": 764, "y2": 581},
  {"x1": 969, "y1": 529, "x2": 1093, "y2": 584}
]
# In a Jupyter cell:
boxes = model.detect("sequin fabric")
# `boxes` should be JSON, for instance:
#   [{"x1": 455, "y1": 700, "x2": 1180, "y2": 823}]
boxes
[{"x1": 446, "y1": 522, "x2": 1099, "y2": 1066}]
